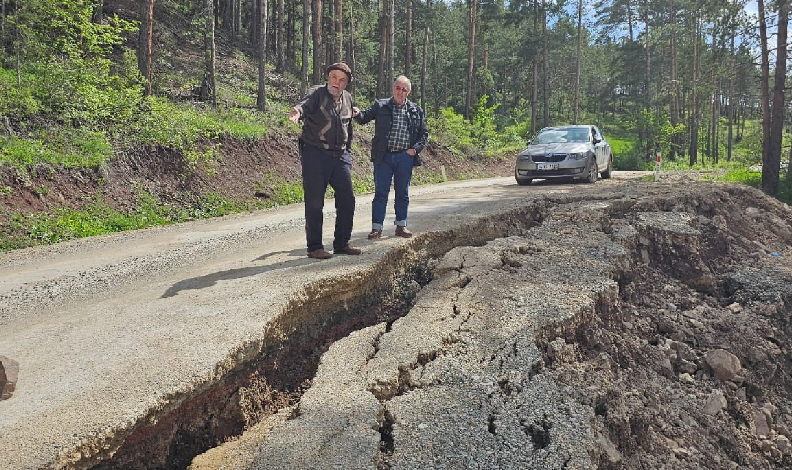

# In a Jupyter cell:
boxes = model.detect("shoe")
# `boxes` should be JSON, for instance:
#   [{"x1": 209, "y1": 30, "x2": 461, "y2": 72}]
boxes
[
  {"x1": 308, "y1": 248, "x2": 333, "y2": 259},
  {"x1": 367, "y1": 229, "x2": 382, "y2": 240},
  {"x1": 334, "y1": 245, "x2": 362, "y2": 255},
  {"x1": 395, "y1": 226, "x2": 413, "y2": 238}
]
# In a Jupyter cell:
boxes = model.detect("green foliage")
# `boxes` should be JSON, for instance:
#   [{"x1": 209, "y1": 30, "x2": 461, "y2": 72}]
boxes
[
  {"x1": 0, "y1": 190, "x2": 252, "y2": 251},
  {"x1": 428, "y1": 108, "x2": 477, "y2": 156},
  {"x1": 254, "y1": 174, "x2": 305, "y2": 207},
  {"x1": 473, "y1": 95, "x2": 499, "y2": 143},
  {"x1": 0, "y1": 128, "x2": 112, "y2": 168},
  {"x1": 352, "y1": 175, "x2": 375, "y2": 195},
  {"x1": 608, "y1": 133, "x2": 642, "y2": 171},
  {"x1": 132, "y1": 97, "x2": 268, "y2": 151},
  {"x1": 21, "y1": 199, "x2": 171, "y2": 246},
  {"x1": 659, "y1": 119, "x2": 686, "y2": 152},
  {"x1": 5, "y1": 1, "x2": 141, "y2": 127},
  {"x1": 429, "y1": 105, "x2": 521, "y2": 159},
  {"x1": 713, "y1": 167, "x2": 762, "y2": 188},
  {"x1": 187, "y1": 193, "x2": 251, "y2": 219},
  {"x1": 778, "y1": 176, "x2": 792, "y2": 205}
]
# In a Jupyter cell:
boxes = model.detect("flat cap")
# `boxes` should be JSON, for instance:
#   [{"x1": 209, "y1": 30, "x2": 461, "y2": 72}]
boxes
[{"x1": 326, "y1": 62, "x2": 352, "y2": 81}]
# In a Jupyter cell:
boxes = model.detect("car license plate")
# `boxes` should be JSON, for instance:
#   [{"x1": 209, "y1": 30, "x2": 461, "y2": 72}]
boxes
[{"x1": 536, "y1": 163, "x2": 558, "y2": 170}]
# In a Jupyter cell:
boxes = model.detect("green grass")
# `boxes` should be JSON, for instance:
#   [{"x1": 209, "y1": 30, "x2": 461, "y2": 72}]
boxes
[
  {"x1": 0, "y1": 191, "x2": 255, "y2": 252},
  {"x1": 0, "y1": 129, "x2": 113, "y2": 169},
  {"x1": 133, "y1": 97, "x2": 271, "y2": 150}
]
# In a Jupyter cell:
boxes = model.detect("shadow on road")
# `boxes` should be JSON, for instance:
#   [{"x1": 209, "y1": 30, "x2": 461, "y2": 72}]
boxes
[{"x1": 162, "y1": 248, "x2": 311, "y2": 298}]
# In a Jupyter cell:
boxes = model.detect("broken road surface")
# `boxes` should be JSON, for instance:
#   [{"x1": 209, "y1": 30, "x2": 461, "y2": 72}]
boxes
[{"x1": 3, "y1": 174, "x2": 792, "y2": 469}]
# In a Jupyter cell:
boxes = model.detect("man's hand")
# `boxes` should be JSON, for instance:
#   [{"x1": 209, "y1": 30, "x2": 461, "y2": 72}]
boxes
[
  {"x1": 289, "y1": 107, "x2": 301, "y2": 124},
  {"x1": 406, "y1": 149, "x2": 416, "y2": 156},
  {"x1": 352, "y1": 106, "x2": 360, "y2": 117}
]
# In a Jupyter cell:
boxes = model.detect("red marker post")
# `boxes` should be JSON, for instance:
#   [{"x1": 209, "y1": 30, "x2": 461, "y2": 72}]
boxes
[{"x1": 654, "y1": 151, "x2": 662, "y2": 181}]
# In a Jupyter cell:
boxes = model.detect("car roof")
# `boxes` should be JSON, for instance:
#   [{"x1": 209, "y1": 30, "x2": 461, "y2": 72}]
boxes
[{"x1": 539, "y1": 125, "x2": 592, "y2": 131}]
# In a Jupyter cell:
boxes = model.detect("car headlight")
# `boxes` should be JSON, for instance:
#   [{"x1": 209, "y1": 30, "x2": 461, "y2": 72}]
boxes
[{"x1": 568, "y1": 152, "x2": 588, "y2": 160}]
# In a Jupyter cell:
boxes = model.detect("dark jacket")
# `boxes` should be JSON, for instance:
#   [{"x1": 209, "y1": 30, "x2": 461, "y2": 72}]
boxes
[
  {"x1": 355, "y1": 98, "x2": 428, "y2": 166},
  {"x1": 294, "y1": 85, "x2": 354, "y2": 157}
]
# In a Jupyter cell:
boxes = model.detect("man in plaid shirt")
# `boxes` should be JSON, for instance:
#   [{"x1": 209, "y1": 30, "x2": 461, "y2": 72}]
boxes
[{"x1": 354, "y1": 76, "x2": 429, "y2": 239}]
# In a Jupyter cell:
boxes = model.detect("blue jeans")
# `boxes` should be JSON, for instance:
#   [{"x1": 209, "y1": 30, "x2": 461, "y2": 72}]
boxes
[{"x1": 372, "y1": 150, "x2": 414, "y2": 230}]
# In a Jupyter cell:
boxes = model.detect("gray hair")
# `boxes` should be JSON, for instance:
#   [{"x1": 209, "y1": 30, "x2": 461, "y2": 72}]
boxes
[{"x1": 394, "y1": 76, "x2": 411, "y2": 91}]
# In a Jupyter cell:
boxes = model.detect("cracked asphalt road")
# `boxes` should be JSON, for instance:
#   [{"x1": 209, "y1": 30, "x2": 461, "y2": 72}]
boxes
[
  {"x1": 2, "y1": 175, "x2": 580, "y2": 469},
  {"x1": 7, "y1": 172, "x2": 790, "y2": 470}
]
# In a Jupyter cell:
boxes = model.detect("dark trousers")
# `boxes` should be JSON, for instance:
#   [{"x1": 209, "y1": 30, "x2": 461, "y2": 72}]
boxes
[{"x1": 300, "y1": 143, "x2": 355, "y2": 252}]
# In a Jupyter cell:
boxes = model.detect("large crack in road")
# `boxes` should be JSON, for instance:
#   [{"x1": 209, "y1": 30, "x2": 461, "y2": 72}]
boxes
[{"x1": 4, "y1": 177, "x2": 792, "y2": 469}]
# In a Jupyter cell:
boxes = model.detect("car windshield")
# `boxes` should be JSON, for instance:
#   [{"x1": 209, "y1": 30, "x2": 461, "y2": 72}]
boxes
[
  {"x1": 532, "y1": 130, "x2": 566, "y2": 144},
  {"x1": 532, "y1": 129, "x2": 589, "y2": 144},
  {"x1": 566, "y1": 129, "x2": 589, "y2": 142}
]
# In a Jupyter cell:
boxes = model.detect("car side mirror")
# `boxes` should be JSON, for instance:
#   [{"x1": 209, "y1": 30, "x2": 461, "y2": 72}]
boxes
[{"x1": 593, "y1": 137, "x2": 601, "y2": 144}]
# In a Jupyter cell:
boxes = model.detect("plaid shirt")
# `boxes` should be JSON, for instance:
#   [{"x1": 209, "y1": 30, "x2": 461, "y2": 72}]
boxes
[{"x1": 387, "y1": 104, "x2": 411, "y2": 152}]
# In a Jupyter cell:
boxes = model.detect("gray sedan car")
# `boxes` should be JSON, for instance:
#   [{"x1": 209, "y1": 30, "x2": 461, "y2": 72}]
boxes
[{"x1": 514, "y1": 125, "x2": 613, "y2": 185}]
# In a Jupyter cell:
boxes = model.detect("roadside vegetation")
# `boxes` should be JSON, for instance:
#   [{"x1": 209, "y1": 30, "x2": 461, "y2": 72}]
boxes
[{"x1": 0, "y1": 0, "x2": 789, "y2": 253}]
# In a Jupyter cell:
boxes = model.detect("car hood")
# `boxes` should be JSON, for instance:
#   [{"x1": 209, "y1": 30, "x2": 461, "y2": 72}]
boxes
[{"x1": 519, "y1": 143, "x2": 591, "y2": 156}]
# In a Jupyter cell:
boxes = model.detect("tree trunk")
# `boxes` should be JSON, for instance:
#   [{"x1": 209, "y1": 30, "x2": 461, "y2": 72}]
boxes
[
  {"x1": 530, "y1": 0, "x2": 538, "y2": 134},
  {"x1": 301, "y1": 0, "x2": 311, "y2": 94},
  {"x1": 764, "y1": 0, "x2": 787, "y2": 196},
  {"x1": 387, "y1": 0, "x2": 394, "y2": 82},
  {"x1": 201, "y1": 0, "x2": 217, "y2": 107},
  {"x1": 287, "y1": 0, "x2": 295, "y2": 71},
  {"x1": 311, "y1": 0, "x2": 323, "y2": 84},
  {"x1": 348, "y1": 2, "x2": 356, "y2": 95},
  {"x1": 542, "y1": 0, "x2": 549, "y2": 127},
  {"x1": 642, "y1": 0, "x2": 652, "y2": 156},
  {"x1": 727, "y1": 28, "x2": 735, "y2": 161},
  {"x1": 758, "y1": 0, "x2": 771, "y2": 177},
  {"x1": 377, "y1": 2, "x2": 387, "y2": 96},
  {"x1": 250, "y1": 1, "x2": 260, "y2": 55},
  {"x1": 688, "y1": 11, "x2": 699, "y2": 166},
  {"x1": 668, "y1": 0, "x2": 679, "y2": 161},
  {"x1": 573, "y1": 0, "x2": 582, "y2": 124},
  {"x1": 232, "y1": 0, "x2": 242, "y2": 44},
  {"x1": 710, "y1": 72, "x2": 719, "y2": 163},
  {"x1": 92, "y1": 0, "x2": 104, "y2": 23},
  {"x1": 138, "y1": 0, "x2": 155, "y2": 97},
  {"x1": 464, "y1": 0, "x2": 477, "y2": 120},
  {"x1": 275, "y1": 0, "x2": 285, "y2": 72},
  {"x1": 405, "y1": 0, "x2": 413, "y2": 77},
  {"x1": 626, "y1": 0, "x2": 634, "y2": 42},
  {"x1": 334, "y1": 0, "x2": 342, "y2": 62},
  {"x1": 257, "y1": 0, "x2": 268, "y2": 111},
  {"x1": 329, "y1": 0, "x2": 336, "y2": 62},
  {"x1": 421, "y1": 0, "x2": 430, "y2": 111}
]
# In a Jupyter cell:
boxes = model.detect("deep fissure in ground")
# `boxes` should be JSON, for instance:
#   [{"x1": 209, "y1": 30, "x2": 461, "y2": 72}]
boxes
[
  {"x1": 73, "y1": 184, "x2": 792, "y2": 469},
  {"x1": 79, "y1": 202, "x2": 547, "y2": 469}
]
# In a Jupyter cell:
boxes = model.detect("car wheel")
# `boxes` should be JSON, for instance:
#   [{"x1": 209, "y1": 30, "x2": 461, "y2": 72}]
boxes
[
  {"x1": 601, "y1": 155, "x2": 613, "y2": 179},
  {"x1": 516, "y1": 178, "x2": 532, "y2": 186},
  {"x1": 586, "y1": 158, "x2": 598, "y2": 183}
]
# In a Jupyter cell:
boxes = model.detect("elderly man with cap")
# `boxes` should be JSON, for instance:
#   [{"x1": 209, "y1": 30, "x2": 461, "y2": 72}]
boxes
[{"x1": 289, "y1": 62, "x2": 361, "y2": 259}]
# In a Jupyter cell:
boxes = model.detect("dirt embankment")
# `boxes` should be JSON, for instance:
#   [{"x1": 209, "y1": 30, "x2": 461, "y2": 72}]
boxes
[{"x1": 0, "y1": 130, "x2": 513, "y2": 230}]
